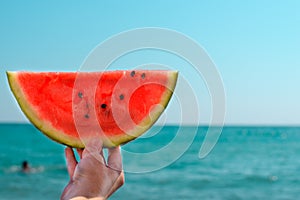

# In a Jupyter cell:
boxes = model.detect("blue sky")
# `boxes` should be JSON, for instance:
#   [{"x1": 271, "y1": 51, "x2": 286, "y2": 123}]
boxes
[{"x1": 1, "y1": 0, "x2": 299, "y2": 125}]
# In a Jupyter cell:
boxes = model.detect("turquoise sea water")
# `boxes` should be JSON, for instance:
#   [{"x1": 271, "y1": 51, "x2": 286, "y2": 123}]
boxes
[{"x1": 1, "y1": 124, "x2": 300, "y2": 200}]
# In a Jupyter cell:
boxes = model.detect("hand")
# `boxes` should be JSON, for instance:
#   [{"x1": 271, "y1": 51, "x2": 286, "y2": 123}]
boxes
[{"x1": 61, "y1": 139, "x2": 124, "y2": 200}]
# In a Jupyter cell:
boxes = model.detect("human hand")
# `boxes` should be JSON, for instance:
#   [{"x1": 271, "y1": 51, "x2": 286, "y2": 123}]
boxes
[{"x1": 61, "y1": 139, "x2": 124, "y2": 200}]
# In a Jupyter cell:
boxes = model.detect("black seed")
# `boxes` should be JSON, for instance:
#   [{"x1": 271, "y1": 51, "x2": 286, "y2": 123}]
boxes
[
  {"x1": 101, "y1": 103, "x2": 107, "y2": 109},
  {"x1": 130, "y1": 71, "x2": 136, "y2": 77},
  {"x1": 84, "y1": 114, "x2": 89, "y2": 119},
  {"x1": 119, "y1": 94, "x2": 124, "y2": 100},
  {"x1": 78, "y1": 92, "x2": 83, "y2": 98},
  {"x1": 141, "y1": 73, "x2": 146, "y2": 79}
]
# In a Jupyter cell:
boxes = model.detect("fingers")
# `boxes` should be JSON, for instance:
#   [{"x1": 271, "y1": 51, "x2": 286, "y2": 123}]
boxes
[
  {"x1": 105, "y1": 171, "x2": 125, "y2": 198},
  {"x1": 107, "y1": 146, "x2": 122, "y2": 171},
  {"x1": 76, "y1": 148, "x2": 83, "y2": 159},
  {"x1": 81, "y1": 138, "x2": 123, "y2": 171},
  {"x1": 82, "y1": 138, "x2": 105, "y2": 164},
  {"x1": 83, "y1": 138, "x2": 103, "y2": 156},
  {"x1": 65, "y1": 147, "x2": 77, "y2": 179}
]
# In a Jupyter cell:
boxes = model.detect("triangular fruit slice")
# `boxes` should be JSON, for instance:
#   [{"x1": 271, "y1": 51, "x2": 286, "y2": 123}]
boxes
[{"x1": 7, "y1": 70, "x2": 178, "y2": 148}]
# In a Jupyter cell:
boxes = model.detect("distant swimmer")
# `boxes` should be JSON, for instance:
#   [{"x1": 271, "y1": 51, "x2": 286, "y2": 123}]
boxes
[{"x1": 21, "y1": 160, "x2": 30, "y2": 173}]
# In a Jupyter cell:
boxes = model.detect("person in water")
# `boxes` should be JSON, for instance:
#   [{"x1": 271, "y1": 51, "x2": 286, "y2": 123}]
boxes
[
  {"x1": 21, "y1": 160, "x2": 30, "y2": 173},
  {"x1": 60, "y1": 139, "x2": 124, "y2": 200}
]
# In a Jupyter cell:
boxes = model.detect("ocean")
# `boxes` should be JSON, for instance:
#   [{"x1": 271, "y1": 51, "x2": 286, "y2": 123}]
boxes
[{"x1": 1, "y1": 124, "x2": 300, "y2": 200}]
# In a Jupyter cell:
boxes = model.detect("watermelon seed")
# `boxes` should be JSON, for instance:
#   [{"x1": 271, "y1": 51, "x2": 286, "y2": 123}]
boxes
[
  {"x1": 130, "y1": 71, "x2": 135, "y2": 77},
  {"x1": 78, "y1": 92, "x2": 83, "y2": 98},
  {"x1": 101, "y1": 103, "x2": 107, "y2": 109},
  {"x1": 84, "y1": 114, "x2": 89, "y2": 119},
  {"x1": 141, "y1": 73, "x2": 146, "y2": 79},
  {"x1": 119, "y1": 94, "x2": 124, "y2": 100}
]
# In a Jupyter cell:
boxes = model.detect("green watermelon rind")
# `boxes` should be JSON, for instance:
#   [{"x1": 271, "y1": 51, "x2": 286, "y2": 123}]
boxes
[
  {"x1": 103, "y1": 71, "x2": 178, "y2": 147},
  {"x1": 6, "y1": 71, "x2": 178, "y2": 148},
  {"x1": 7, "y1": 71, "x2": 83, "y2": 148}
]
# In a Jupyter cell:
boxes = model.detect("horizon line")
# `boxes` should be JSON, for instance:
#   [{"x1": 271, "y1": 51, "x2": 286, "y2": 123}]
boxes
[{"x1": 1, "y1": 121, "x2": 300, "y2": 127}]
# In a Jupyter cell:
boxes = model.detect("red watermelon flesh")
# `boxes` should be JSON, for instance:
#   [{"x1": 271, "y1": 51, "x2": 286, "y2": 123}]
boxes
[{"x1": 7, "y1": 70, "x2": 178, "y2": 147}]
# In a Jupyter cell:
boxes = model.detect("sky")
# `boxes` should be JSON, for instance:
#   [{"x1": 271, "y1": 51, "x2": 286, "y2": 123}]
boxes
[{"x1": 0, "y1": 0, "x2": 299, "y2": 125}]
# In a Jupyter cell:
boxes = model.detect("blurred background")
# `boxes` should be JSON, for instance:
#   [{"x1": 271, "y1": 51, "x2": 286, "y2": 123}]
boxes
[{"x1": 0, "y1": 1, "x2": 299, "y2": 199}]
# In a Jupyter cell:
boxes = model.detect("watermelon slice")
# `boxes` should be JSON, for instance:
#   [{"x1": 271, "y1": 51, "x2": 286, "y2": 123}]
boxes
[{"x1": 7, "y1": 70, "x2": 178, "y2": 148}]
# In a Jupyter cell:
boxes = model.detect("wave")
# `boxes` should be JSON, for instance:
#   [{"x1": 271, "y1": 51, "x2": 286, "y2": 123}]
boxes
[{"x1": 1, "y1": 164, "x2": 66, "y2": 175}]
